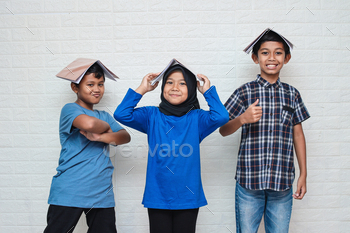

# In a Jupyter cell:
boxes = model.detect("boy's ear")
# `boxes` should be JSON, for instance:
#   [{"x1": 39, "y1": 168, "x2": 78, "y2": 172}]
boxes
[
  {"x1": 71, "y1": 83, "x2": 79, "y2": 94},
  {"x1": 284, "y1": 54, "x2": 291, "y2": 64},
  {"x1": 251, "y1": 53, "x2": 259, "y2": 64}
]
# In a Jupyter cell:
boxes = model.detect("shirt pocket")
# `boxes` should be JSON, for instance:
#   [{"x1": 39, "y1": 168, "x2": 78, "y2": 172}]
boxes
[{"x1": 280, "y1": 105, "x2": 295, "y2": 126}]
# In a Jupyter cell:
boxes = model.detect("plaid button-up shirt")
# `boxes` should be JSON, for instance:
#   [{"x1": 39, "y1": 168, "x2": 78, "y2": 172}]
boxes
[{"x1": 225, "y1": 75, "x2": 310, "y2": 191}]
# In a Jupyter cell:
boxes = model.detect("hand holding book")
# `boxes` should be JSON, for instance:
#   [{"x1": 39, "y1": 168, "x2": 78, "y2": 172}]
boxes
[{"x1": 135, "y1": 73, "x2": 160, "y2": 95}]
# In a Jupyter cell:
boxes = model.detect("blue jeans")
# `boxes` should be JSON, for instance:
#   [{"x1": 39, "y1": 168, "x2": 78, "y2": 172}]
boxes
[{"x1": 235, "y1": 182, "x2": 293, "y2": 233}]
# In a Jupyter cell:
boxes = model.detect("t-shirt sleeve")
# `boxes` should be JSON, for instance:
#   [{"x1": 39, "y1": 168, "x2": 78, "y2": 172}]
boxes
[
  {"x1": 224, "y1": 88, "x2": 246, "y2": 120},
  {"x1": 60, "y1": 103, "x2": 85, "y2": 135},
  {"x1": 104, "y1": 112, "x2": 124, "y2": 133},
  {"x1": 293, "y1": 90, "x2": 310, "y2": 125}
]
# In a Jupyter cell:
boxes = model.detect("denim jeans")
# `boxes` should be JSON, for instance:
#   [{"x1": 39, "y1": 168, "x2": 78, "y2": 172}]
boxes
[{"x1": 235, "y1": 182, "x2": 293, "y2": 233}]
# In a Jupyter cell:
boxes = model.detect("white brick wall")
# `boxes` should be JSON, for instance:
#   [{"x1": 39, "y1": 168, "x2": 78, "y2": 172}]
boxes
[{"x1": 0, "y1": 0, "x2": 349, "y2": 232}]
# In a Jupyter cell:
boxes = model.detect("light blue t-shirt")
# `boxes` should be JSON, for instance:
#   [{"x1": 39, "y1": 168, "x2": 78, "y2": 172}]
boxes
[{"x1": 48, "y1": 103, "x2": 123, "y2": 208}]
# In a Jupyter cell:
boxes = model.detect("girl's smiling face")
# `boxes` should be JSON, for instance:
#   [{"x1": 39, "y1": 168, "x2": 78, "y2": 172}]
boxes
[{"x1": 163, "y1": 71, "x2": 188, "y2": 106}]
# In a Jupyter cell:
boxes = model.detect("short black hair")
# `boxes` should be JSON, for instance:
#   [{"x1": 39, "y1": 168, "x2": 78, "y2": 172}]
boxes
[
  {"x1": 73, "y1": 62, "x2": 105, "y2": 87},
  {"x1": 252, "y1": 30, "x2": 290, "y2": 57}
]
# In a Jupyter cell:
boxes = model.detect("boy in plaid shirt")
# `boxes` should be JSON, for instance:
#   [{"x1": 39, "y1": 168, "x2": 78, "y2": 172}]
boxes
[{"x1": 220, "y1": 29, "x2": 310, "y2": 233}]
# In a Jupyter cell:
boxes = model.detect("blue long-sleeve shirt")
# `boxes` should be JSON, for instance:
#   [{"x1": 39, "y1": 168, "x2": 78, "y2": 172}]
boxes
[{"x1": 114, "y1": 86, "x2": 228, "y2": 209}]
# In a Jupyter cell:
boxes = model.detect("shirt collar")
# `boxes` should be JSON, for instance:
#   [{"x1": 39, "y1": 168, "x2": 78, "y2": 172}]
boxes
[{"x1": 256, "y1": 75, "x2": 281, "y2": 89}]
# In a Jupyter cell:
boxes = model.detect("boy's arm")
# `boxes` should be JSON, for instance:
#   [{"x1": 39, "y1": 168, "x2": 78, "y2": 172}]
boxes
[
  {"x1": 73, "y1": 114, "x2": 111, "y2": 134},
  {"x1": 80, "y1": 129, "x2": 131, "y2": 145},
  {"x1": 292, "y1": 123, "x2": 307, "y2": 200},
  {"x1": 219, "y1": 99, "x2": 262, "y2": 137},
  {"x1": 219, "y1": 115, "x2": 245, "y2": 136}
]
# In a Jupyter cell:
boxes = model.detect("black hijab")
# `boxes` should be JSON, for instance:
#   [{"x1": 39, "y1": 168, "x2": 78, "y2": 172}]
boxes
[{"x1": 159, "y1": 65, "x2": 200, "y2": 117}]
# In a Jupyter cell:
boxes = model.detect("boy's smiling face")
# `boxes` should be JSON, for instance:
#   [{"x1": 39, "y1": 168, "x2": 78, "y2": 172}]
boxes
[
  {"x1": 252, "y1": 41, "x2": 291, "y2": 82},
  {"x1": 163, "y1": 71, "x2": 188, "y2": 105},
  {"x1": 71, "y1": 73, "x2": 105, "y2": 110}
]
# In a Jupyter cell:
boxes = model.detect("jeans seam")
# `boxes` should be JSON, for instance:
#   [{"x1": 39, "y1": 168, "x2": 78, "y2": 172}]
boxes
[{"x1": 235, "y1": 183, "x2": 241, "y2": 233}]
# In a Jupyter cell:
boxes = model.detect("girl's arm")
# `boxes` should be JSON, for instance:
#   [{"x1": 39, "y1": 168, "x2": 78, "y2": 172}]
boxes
[
  {"x1": 114, "y1": 73, "x2": 159, "y2": 133},
  {"x1": 196, "y1": 74, "x2": 211, "y2": 94},
  {"x1": 135, "y1": 73, "x2": 160, "y2": 95},
  {"x1": 197, "y1": 74, "x2": 229, "y2": 140}
]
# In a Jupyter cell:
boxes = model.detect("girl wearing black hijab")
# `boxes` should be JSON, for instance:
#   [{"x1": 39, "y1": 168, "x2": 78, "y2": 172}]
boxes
[
  {"x1": 114, "y1": 64, "x2": 228, "y2": 233},
  {"x1": 158, "y1": 65, "x2": 200, "y2": 117}
]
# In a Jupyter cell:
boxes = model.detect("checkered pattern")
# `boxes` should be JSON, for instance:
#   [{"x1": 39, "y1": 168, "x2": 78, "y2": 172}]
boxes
[{"x1": 225, "y1": 75, "x2": 310, "y2": 191}]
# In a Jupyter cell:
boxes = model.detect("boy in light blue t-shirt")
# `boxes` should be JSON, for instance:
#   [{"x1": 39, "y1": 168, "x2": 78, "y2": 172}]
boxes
[{"x1": 44, "y1": 60, "x2": 130, "y2": 233}]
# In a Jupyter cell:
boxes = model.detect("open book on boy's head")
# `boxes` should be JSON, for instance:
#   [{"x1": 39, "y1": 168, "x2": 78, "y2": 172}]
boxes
[
  {"x1": 150, "y1": 58, "x2": 200, "y2": 86},
  {"x1": 56, "y1": 58, "x2": 119, "y2": 84},
  {"x1": 243, "y1": 28, "x2": 294, "y2": 54}
]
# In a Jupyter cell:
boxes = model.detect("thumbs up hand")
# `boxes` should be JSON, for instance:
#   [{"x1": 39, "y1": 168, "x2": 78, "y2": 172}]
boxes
[{"x1": 241, "y1": 99, "x2": 262, "y2": 124}]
